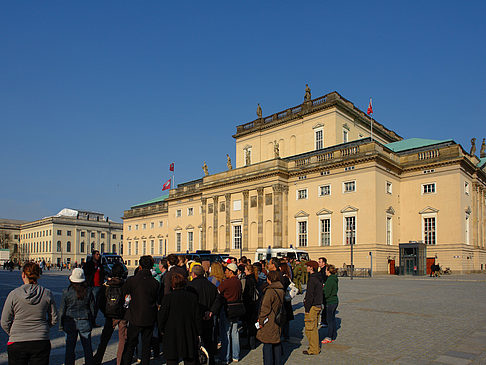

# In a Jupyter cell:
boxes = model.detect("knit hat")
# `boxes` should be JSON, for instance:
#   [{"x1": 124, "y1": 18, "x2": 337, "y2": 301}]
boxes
[
  {"x1": 69, "y1": 268, "x2": 86, "y2": 283},
  {"x1": 226, "y1": 263, "x2": 238, "y2": 273}
]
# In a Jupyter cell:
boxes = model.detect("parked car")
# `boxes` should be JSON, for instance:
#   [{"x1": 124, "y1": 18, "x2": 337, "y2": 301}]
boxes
[{"x1": 254, "y1": 247, "x2": 309, "y2": 262}]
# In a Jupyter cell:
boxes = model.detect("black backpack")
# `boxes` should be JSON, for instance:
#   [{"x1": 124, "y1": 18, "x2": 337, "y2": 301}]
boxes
[
  {"x1": 273, "y1": 289, "x2": 287, "y2": 326},
  {"x1": 104, "y1": 285, "x2": 124, "y2": 318}
]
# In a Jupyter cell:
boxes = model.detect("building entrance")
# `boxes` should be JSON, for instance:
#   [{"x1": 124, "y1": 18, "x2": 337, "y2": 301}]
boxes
[{"x1": 399, "y1": 243, "x2": 426, "y2": 276}]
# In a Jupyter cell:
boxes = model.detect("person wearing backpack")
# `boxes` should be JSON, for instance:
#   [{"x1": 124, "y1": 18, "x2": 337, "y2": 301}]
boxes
[
  {"x1": 94, "y1": 262, "x2": 127, "y2": 365},
  {"x1": 256, "y1": 270, "x2": 285, "y2": 365}
]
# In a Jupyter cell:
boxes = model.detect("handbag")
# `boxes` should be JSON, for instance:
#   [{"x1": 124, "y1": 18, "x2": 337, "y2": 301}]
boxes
[
  {"x1": 285, "y1": 282, "x2": 298, "y2": 301},
  {"x1": 226, "y1": 301, "x2": 246, "y2": 320}
]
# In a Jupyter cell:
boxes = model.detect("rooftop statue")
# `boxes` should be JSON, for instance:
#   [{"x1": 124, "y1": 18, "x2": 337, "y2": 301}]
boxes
[
  {"x1": 481, "y1": 138, "x2": 486, "y2": 158},
  {"x1": 245, "y1": 149, "x2": 251, "y2": 166},
  {"x1": 202, "y1": 161, "x2": 209, "y2": 176},
  {"x1": 226, "y1": 154, "x2": 233, "y2": 170},
  {"x1": 274, "y1": 140, "x2": 280, "y2": 158},
  {"x1": 257, "y1": 103, "x2": 262, "y2": 118},
  {"x1": 470, "y1": 138, "x2": 476, "y2": 156},
  {"x1": 304, "y1": 84, "x2": 311, "y2": 102}
]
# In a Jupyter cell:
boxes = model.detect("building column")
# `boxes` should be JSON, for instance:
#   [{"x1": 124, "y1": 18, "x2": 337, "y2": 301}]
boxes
[
  {"x1": 225, "y1": 193, "x2": 231, "y2": 252},
  {"x1": 213, "y1": 196, "x2": 219, "y2": 252},
  {"x1": 243, "y1": 190, "x2": 249, "y2": 252},
  {"x1": 283, "y1": 185, "x2": 289, "y2": 248},
  {"x1": 257, "y1": 187, "x2": 264, "y2": 248},
  {"x1": 273, "y1": 183, "x2": 284, "y2": 248},
  {"x1": 201, "y1": 198, "x2": 207, "y2": 250}
]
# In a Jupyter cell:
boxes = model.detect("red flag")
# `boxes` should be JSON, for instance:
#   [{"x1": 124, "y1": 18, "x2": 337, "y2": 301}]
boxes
[
  {"x1": 367, "y1": 98, "x2": 373, "y2": 115},
  {"x1": 162, "y1": 179, "x2": 171, "y2": 191},
  {"x1": 169, "y1": 163, "x2": 174, "y2": 172}
]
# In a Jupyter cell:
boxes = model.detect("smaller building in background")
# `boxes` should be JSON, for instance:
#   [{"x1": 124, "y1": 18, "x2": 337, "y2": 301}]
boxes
[
  {"x1": 19, "y1": 208, "x2": 123, "y2": 267},
  {"x1": 0, "y1": 218, "x2": 28, "y2": 263}
]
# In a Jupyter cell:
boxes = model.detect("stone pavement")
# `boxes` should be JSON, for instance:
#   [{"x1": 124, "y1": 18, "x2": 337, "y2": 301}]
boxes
[{"x1": 1, "y1": 270, "x2": 486, "y2": 364}]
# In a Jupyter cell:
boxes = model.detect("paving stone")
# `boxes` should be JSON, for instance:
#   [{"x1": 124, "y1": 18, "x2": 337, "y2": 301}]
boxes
[{"x1": 434, "y1": 355, "x2": 472, "y2": 365}]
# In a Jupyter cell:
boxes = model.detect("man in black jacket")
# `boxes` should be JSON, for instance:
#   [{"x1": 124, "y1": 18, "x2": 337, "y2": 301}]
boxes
[
  {"x1": 187, "y1": 265, "x2": 219, "y2": 365},
  {"x1": 318, "y1": 257, "x2": 328, "y2": 327},
  {"x1": 121, "y1": 255, "x2": 160, "y2": 365},
  {"x1": 163, "y1": 254, "x2": 188, "y2": 295},
  {"x1": 83, "y1": 250, "x2": 105, "y2": 325},
  {"x1": 303, "y1": 260, "x2": 323, "y2": 355}
]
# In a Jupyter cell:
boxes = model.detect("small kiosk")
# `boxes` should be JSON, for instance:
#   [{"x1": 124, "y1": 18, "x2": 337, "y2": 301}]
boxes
[{"x1": 399, "y1": 242, "x2": 426, "y2": 275}]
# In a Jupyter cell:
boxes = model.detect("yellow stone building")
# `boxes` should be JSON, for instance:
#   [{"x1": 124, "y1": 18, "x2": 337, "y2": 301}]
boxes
[
  {"x1": 20, "y1": 208, "x2": 123, "y2": 267},
  {"x1": 123, "y1": 89, "x2": 486, "y2": 273}
]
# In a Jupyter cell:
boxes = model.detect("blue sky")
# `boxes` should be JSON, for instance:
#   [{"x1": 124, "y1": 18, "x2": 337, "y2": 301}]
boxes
[{"x1": 1, "y1": 1, "x2": 485, "y2": 222}]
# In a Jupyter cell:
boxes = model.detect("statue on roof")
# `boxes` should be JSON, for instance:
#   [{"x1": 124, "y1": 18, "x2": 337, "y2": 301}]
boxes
[
  {"x1": 245, "y1": 149, "x2": 251, "y2": 166},
  {"x1": 274, "y1": 140, "x2": 280, "y2": 158},
  {"x1": 481, "y1": 138, "x2": 486, "y2": 158},
  {"x1": 470, "y1": 138, "x2": 476, "y2": 156},
  {"x1": 226, "y1": 154, "x2": 233, "y2": 170},
  {"x1": 202, "y1": 161, "x2": 209, "y2": 176},
  {"x1": 304, "y1": 84, "x2": 311, "y2": 102},
  {"x1": 257, "y1": 103, "x2": 262, "y2": 118}
]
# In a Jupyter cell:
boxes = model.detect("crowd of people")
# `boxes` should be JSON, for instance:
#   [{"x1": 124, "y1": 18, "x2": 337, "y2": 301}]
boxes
[{"x1": 0, "y1": 250, "x2": 339, "y2": 365}]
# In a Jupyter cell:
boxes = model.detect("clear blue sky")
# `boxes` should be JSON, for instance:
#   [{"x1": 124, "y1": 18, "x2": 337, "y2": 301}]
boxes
[{"x1": 1, "y1": 1, "x2": 485, "y2": 222}]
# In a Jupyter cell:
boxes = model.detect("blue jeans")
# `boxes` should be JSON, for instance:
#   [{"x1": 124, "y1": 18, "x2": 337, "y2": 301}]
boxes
[
  {"x1": 326, "y1": 303, "x2": 338, "y2": 340},
  {"x1": 220, "y1": 310, "x2": 240, "y2": 363},
  {"x1": 91, "y1": 286, "x2": 102, "y2": 320},
  {"x1": 263, "y1": 343, "x2": 282, "y2": 365},
  {"x1": 64, "y1": 317, "x2": 94, "y2": 365}
]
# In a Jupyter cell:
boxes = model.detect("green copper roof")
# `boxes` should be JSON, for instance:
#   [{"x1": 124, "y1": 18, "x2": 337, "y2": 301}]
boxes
[
  {"x1": 479, "y1": 157, "x2": 486, "y2": 168},
  {"x1": 385, "y1": 138, "x2": 453, "y2": 152},
  {"x1": 131, "y1": 194, "x2": 169, "y2": 209}
]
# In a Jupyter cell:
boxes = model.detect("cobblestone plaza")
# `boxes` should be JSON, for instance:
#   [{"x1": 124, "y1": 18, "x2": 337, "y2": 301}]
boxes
[{"x1": 1, "y1": 270, "x2": 486, "y2": 364}]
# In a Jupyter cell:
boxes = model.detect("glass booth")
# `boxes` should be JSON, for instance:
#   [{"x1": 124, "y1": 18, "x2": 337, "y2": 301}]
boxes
[{"x1": 399, "y1": 243, "x2": 426, "y2": 275}]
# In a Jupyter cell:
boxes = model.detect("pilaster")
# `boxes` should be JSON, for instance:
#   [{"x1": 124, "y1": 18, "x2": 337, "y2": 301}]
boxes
[
  {"x1": 213, "y1": 196, "x2": 219, "y2": 252},
  {"x1": 243, "y1": 190, "x2": 249, "y2": 251},
  {"x1": 201, "y1": 198, "x2": 207, "y2": 250},
  {"x1": 282, "y1": 185, "x2": 289, "y2": 248},
  {"x1": 225, "y1": 193, "x2": 231, "y2": 252},
  {"x1": 273, "y1": 183, "x2": 285, "y2": 248},
  {"x1": 257, "y1": 187, "x2": 264, "y2": 248}
]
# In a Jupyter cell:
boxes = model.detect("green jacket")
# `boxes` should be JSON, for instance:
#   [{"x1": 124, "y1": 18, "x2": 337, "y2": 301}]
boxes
[{"x1": 323, "y1": 274, "x2": 338, "y2": 305}]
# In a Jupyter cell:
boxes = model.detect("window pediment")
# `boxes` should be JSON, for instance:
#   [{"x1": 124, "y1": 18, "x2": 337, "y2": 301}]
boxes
[
  {"x1": 419, "y1": 206, "x2": 439, "y2": 214},
  {"x1": 174, "y1": 226, "x2": 182, "y2": 231},
  {"x1": 198, "y1": 224, "x2": 202, "y2": 229},
  {"x1": 186, "y1": 224, "x2": 194, "y2": 230},
  {"x1": 340, "y1": 205, "x2": 358, "y2": 213},
  {"x1": 294, "y1": 210, "x2": 309, "y2": 218},
  {"x1": 157, "y1": 234, "x2": 164, "y2": 238},
  {"x1": 316, "y1": 208, "x2": 333, "y2": 216},
  {"x1": 149, "y1": 235, "x2": 155, "y2": 238},
  {"x1": 343, "y1": 123, "x2": 350, "y2": 131},
  {"x1": 386, "y1": 206, "x2": 395, "y2": 215},
  {"x1": 313, "y1": 123, "x2": 324, "y2": 129}
]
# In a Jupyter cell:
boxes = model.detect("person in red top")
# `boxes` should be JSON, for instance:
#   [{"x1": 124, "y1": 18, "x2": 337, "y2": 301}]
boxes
[
  {"x1": 218, "y1": 263, "x2": 242, "y2": 364},
  {"x1": 82, "y1": 250, "x2": 105, "y2": 326}
]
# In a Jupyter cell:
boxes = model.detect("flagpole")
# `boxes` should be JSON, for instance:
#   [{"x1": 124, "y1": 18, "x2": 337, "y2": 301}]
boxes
[{"x1": 370, "y1": 98, "x2": 373, "y2": 142}]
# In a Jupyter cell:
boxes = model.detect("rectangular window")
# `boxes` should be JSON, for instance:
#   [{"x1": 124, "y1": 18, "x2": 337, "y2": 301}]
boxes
[
  {"x1": 298, "y1": 221, "x2": 308, "y2": 247},
  {"x1": 67, "y1": 230, "x2": 71, "y2": 236},
  {"x1": 465, "y1": 214, "x2": 470, "y2": 244},
  {"x1": 386, "y1": 217, "x2": 392, "y2": 245},
  {"x1": 319, "y1": 185, "x2": 331, "y2": 196},
  {"x1": 135, "y1": 224, "x2": 139, "y2": 230},
  {"x1": 159, "y1": 239, "x2": 163, "y2": 254},
  {"x1": 345, "y1": 216, "x2": 356, "y2": 245},
  {"x1": 142, "y1": 223, "x2": 146, "y2": 230},
  {"x1": 321, "y1": 218, "x2": 331, "y2": 246},
  {"x1": 422, "y1": 183, "x2": 436, "y2": 194},
  {"x1": 176, "y1": 232, "x2": 182, "y2": 252},
  {"x1": 81, "y1": 232, "x2": 85, "y2": 237},
  {"x1": 135, "y1": 241, "x2": 138, "y2": 255},
  {"x1": 142, "y1": 240, "x2": 146, "y2": 255},
  {"x1": 188, "y1": 231, "x2": 194, "y2": 252},
  {"x1": 344, "y1": 181, "x2": 356, "y2": 193},
  {"x1": 176, "y1": 209, "x2": 182, "y2": 217},
  {"x1": 101, "y1": 233, "x2": 105, "y2": 239},
  {"x1": 128, "y1": 225, "x2": 132, "y2": 231},
  {"x1": 233, "y1": 225, "x2": 242, "y2": 250},
  {"x1": 57, "y1": 230, "x2": 62, "y2": 235},
  {"x1": 315, "y1": 129, "x2": 323, "y2": 150},
  {"x1": 424, "y1": 217, "x2": 436, "y2": 245},
  {"x1": 112, "y1": 234, "x2": 116, "y2": 239},
  {"x1": 188, "y1": 207, "x2": 194, "y2": 216},
  {"x1": 128, "y1": 242, "x2": 132, "y2": 255},
  {"x1": 159, "y1": 221, "x2": 163, "y2": 228},
  {"x1": 386, "y1": 182, "x2": 392, "y2": 194},
  {"x1": 464, "y1": 182, "x2": 470, "y2": 195},
  {"x1": 150, "y1": 222, "x2": 154, "y2": 229},
  {"x1": 91, "y1": 232, "x2": 95, "y2": 238},
  {"x1": 343, "y1": 130, "x2": 348, "y2": 143},
  {"x1": 297, "y1": 189, "x2": 308, "y2": 200},
  {"x1": 150, "y1": 240, "x2": 154, "y2": 255}
]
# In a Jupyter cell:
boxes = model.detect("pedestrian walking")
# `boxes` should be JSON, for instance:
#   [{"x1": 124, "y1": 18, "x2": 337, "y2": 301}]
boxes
[
  {"x1": 83, "y1": 250, "x2": 105, "y2": 326},
  {"x1": 302, "y1": 260, "x2": 323, "y2": 355},
  {"x1": 94, "y1": 262, "x2": 128, "y2": 365},
  {"x1": 60, "y1": 267, "x2": 96, "y2": 365},
  {"x1": 318, "y1": 257, "x2": 328, "y2": 327},
  {"x1": 121, "y1": 255, "x2": 159, "y2": 365},
  {"x1": 159, "y1": 272, "x2": 203, "y2": 365},
  {"x1": 1, "y1": 262, "x2": 58, "y2": 365},
  {"x1": 321, "y1": 264, "x2": 339, "y2": 344},
  {"x1": 256, "y1": 270, "x2": 285, "y2": 365}
]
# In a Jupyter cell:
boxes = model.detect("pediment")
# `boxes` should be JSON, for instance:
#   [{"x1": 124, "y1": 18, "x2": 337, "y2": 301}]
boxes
[
  {"x1": 316, "y1": 208, "x2": 333, "y2": 216},
  {"x1": 343, "y1": 123, "x2": 350, "y2": 131},
  {"x1": 465, "y1": 206, "x2": 472, "y2": 214},
  {"x1": 186, "y1": 224, "x2": 194, "y2": 230},
  {"x1": 157, "y1": 234, "x2": 164, "y2": 238},
  {"x1": 419, "y1": 206, "x2": 439, "y2": 214},
  {"x1": 149, "y1": 235, "x2": 155, "y2": 238},
  {"x1": 294, "y1": 210, "x2": 310, "y2": 218},
  {"x1": 386, "y1": 206, "x2": 395, "y2": 215},
  {"x1": 198, "y1": 224, "x2": 202, "y2": 229},
  {"x1": 132, "y1": 236, "x2": 139, "y2": 240},
  {"x1": 313, "y1": 122, "x2": 324, "y2": 129},
  {"x1": 174, "y1": 225, "x2": 182, "y2": 231},
  {"x1": 340, "y1": 205, "x2": 358, "y2": 213},
  {"x1": 243, "y1": 144, "x2": 252, "y2": 149},
  {"x1": 126, "y1": 237, "x2": 132, "y2": 240}
]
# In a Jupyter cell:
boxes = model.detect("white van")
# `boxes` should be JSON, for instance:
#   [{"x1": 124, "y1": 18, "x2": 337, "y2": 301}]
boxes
[{"x1": 254, "y1": 247, "x2": 309, "y2": 262}]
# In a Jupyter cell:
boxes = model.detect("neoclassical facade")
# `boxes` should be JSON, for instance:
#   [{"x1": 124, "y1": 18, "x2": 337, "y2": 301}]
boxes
[
  {"x1": 19, "y1": 208, "x2": 123, "y2": 266},
  {"x1": 123, "y1": 89, "x2": 486, "y2": 273}
]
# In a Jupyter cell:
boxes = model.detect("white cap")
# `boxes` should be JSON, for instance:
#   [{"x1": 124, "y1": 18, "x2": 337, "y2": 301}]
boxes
[
  {"x1": 227, "y1": 263, "x2": 238, "y2": 273},
  {"x1": 69, "y1": 268, "x2": 86, "y2": 283}
]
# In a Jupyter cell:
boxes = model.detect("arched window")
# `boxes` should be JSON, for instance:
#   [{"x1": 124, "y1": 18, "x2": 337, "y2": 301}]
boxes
[
  {"x1": 112, "y1": 244, "x2": 116, "y2": 253},
  {"x1": 66, "y1": 241, "x2": 71, "y2": 252},
  {"x1": 80, "y1": 241, "x2": 85, "y2": 253},
  {"x1": 57, "y1": 241, "x2": 62, "y2": 252}
]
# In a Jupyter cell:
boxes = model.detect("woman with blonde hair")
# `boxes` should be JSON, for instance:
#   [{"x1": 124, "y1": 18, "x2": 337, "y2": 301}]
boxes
[
  {"x1": 1, "y1": 262, "x2": 58, "y2": 364},
  {"x1": 208, "y1": 261, "x2": 225, "y2": 287}
]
